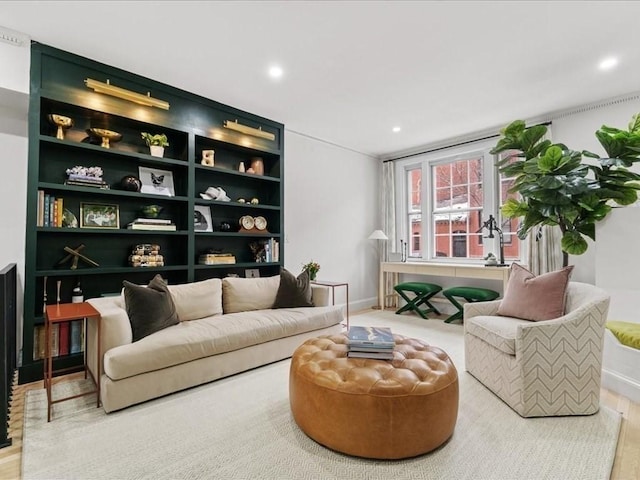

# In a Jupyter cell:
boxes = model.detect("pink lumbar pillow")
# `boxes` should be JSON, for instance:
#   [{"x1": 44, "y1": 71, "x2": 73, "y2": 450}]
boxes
[{"x1": 497, "y1": 263, "x2": 574, "y2": 322}]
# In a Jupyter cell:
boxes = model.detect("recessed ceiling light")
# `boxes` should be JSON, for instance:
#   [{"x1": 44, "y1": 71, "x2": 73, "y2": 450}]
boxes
[
  {"x1": 268, "y1": 66, "x2": 283, "y2": 79},
  {"x1": 392, "y1": 126, "x2": 401, "y2": 133},
  {"x1": 599, "y1": 57, "x2": 618, "y2": 71}
]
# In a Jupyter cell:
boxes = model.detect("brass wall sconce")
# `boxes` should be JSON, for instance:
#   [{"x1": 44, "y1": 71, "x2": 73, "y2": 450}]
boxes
[
  {"x1": 223, "y1": 119, "x2": 275, "y2": 141},
  {"x1": 84, "y1": 78, "x2": 170, "y2": 110}
]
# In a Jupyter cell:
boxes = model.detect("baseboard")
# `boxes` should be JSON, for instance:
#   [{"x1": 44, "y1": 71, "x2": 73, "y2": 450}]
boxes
[{"x1": 602, "y1": 368, "x2": 640, "y2": 404}]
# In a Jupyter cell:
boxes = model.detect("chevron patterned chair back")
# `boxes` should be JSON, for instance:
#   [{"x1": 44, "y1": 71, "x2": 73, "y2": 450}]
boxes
[{"x1": 463, "y1": 282, "x2": 610, "y2": 417}]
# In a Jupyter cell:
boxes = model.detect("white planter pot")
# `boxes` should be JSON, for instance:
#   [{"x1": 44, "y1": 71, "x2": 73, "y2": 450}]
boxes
[{"x1": 150, "y1": 146, "x2": 165, "y2": 157}]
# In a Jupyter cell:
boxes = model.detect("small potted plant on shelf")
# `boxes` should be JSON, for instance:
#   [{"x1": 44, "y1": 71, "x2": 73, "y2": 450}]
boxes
[{"x1": 141, "y1": 132, "x2": 169, "y2": 158}]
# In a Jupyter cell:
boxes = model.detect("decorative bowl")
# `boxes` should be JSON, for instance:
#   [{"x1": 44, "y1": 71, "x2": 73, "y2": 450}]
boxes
[
  {"x1": 141, "y1": 205, "x2": 163, "y2": 218},
  {"x1": 48, "y1": 114, "x2": 73, "y2": 140},
  {"x1": 87, "y1": 128, "x2": 122, "y2": 148}
]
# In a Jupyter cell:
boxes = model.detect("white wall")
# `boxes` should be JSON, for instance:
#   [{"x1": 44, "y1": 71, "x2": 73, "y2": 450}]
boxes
[
  {"x1": 551, "y1": 97, "x2": 640, "y2": 284},
  {"x1": 0, "y1": 38, "x2": 29, "y2": 363},
  {"x1": 284, "y1": 131, "x2": 380, "y2": 311}
]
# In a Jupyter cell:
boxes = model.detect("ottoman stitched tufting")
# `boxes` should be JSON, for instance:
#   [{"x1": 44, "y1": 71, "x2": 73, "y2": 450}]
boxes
[{"x1": 289, "y1": 334, "x2": 459, "y2": 459}]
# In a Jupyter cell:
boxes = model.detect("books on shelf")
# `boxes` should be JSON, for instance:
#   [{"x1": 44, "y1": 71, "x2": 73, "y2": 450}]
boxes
[
  {"x1": 37, "y1": 191, "x2": 65, "y2": 227},
  {"x1": 33, "y1": 320, "x2": 85, "y2": 361},
  {"x1": 131, "y1": 218, "x2": 173, "y2": 225},
  {"x1": 127, "y1": 222, "x2": 177, "y2": 231},
  {"x1": 199, "y1": 253, "x2": 237, "y2": 265}
]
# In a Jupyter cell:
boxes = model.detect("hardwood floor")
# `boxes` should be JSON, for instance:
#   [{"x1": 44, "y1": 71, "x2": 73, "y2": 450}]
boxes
[{"x1": 1, "y1": 363, "x2": 638, "y2": 479}]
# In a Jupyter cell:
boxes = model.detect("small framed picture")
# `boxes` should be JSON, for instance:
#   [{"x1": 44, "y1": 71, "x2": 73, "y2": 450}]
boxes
[
  {"x1": 245, "y1": 268, "x2": 260, "y2": 278},
  {"x1": 80, "y1": 203, "x2": 119, "y2": 229},
  {"x1": 194, "y1": 205, "x2": 213, "y2": 232},
  {"x1": 139, "y1": 166, "x2": 175, "y2": 197}
]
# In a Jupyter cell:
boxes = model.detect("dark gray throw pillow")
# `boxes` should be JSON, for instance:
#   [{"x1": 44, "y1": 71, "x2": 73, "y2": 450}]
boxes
[
  {"x1": 123, "y1": 274, "x2": 180, "y2": 342},
  {"x1": 273, "y1": 268, "x2": 314, "y2": 309}
]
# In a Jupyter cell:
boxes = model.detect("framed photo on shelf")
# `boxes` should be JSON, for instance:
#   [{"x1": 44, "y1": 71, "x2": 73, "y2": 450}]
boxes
[
  {"x1": 80, "y1": 203, "x2": 119, "y2": 229},
  {"x1": 245, "y1": 269, "x2": 260, "y2": 278},
  {"x1": 194, "y1": 205, "x2": 213, "y2": 232},
  {"x1": 138, "y1": 166, "x2": 175, "y2": 197}
]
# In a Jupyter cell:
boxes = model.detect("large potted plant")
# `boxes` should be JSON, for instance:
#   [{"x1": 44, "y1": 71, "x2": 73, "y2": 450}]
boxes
[{"x1": 490, "y1": 114, "x2": 640, "y2": 267}]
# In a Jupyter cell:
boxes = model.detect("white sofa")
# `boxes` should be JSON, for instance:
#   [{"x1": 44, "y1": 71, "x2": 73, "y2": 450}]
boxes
[
  {"x1": 86, "y1": 276, "x2": 344, "y2": 413},
  {"x1": 464, "y1": 282, "x2": 610, "y2": 417}
]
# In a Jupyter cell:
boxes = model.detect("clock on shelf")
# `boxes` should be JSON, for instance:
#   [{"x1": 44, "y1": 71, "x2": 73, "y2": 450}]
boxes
[{"x1": 239, "y1": 215, "x2": 269, "y2": 233}]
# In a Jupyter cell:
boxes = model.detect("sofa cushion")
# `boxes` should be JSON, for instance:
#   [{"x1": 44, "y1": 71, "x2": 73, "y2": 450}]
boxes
[
  {"x1": 103, "y1": 305, "x2": 343, "y2": 380},
  {"x1": 497, "y1": 263, "x2": 573, "y2": 322},
  {"x1": 222, "y1": 276, "x2": 280, "y2": 313},
  {"x1": 466, "y1": 315, "x2": 532, "y2": 355},
  {"x1": 273, "y1": 268, "x2": 313, "y2": 308},
  {"x1": 168, "y1": 278, "x2": 222, "y2": 321},
  {"x1": 123, "y1": 275, "x2": 180, "y2": 342}
]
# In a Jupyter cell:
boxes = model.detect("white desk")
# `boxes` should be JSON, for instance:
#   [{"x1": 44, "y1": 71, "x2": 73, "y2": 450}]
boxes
[{"x1": 378, "y1": 262, "x2": 510, "y2": 309}]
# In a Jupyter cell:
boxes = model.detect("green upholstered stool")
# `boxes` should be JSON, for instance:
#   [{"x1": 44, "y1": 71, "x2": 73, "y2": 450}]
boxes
[
  {"x1": 393, "y1": 282, "x2": 442, "y2": 319},
  {"x1": 442, "y1": 286, "x2": 500, "y2": 323}
]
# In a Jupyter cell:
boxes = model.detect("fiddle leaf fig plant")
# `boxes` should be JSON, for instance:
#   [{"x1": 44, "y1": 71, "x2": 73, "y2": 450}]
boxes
[{"x1": 490, "y1": 113, "x2": 640, "y2": 267}]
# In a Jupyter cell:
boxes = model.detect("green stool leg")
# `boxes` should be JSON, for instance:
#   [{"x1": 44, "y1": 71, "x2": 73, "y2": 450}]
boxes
[
  {"x1": 395, "y1": 289, "x2": 440, "y2": 319},
  {"x1": 443, "y1": 292, "x2": 465, "y2": 323}
]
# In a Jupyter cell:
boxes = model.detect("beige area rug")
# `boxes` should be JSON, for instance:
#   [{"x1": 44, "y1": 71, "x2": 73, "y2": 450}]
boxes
[{"x1": 23, "y1": 311, "x2": 621, "y2": 480}]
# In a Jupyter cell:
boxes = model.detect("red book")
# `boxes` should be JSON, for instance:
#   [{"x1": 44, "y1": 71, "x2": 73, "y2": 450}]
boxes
[{"x1": 58, "y1": 321, "x2": 70, "y2": 356}]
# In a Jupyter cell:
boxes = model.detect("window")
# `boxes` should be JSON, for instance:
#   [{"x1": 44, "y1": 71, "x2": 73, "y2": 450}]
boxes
[
  {"x1": 395, "y1": 139, "x2": 522, "y2": 263},
  {"x1": 497, "y1": 151, "x2": 522, "y2": 261}
]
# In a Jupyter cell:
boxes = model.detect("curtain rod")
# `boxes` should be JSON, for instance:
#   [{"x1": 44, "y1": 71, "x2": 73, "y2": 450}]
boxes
[{"x1": 383, "y1": 121, "x2": 552, "y2": 163}]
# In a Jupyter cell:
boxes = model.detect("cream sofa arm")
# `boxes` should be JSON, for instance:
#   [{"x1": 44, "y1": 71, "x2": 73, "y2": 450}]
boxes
[
  {"x1": 311, "y1": 285, "x2": 331, "y2": 307},
  {"x1": 87, "y1": 297, "x2": 133, "y2": 377},
  {"x1": 463, "y1": 299, "x2": 502, "y2": 321}
]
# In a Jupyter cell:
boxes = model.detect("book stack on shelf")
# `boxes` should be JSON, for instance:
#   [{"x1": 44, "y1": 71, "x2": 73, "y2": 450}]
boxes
[
  {"x1": 127, "y1": 218, "x2": 177, "y2": 231},
  {"x1": 37, "y1": 190, "x2": 65, "y2": 227},
  {"x1": 33, "y1": 320, "x2": 84, "y2": 360},
  {"x1": 265, "y1": 238, "x2": 280, "y2": 262},
  {"x1": 64, "y1": 173, "x2": 110, "y2": 189},
  {"x1": 198, "y1": 253, "x2": 236, "y2": 265},
  {"x1": 129, "y1": 243, "x2": 165, "y2": 267},
  {"x1": 347, "y1": 326, "x2": 395, "y2": 360}
]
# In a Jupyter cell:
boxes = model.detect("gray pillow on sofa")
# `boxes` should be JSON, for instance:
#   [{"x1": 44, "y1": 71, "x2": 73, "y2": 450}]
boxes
[
  {"x1": 273, "y1": 268, "x2": 314, "y2": 309},
  {"x1": 123, "y1": 274, "x2": 180, "y2": 342}
]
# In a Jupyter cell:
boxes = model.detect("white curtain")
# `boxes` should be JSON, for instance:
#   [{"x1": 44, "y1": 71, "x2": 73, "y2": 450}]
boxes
[
  {"x1": 381, "y1": 161, "x2": 396, "y2": 307},
  {"x1": 524, "y1": 127, "x2": 563, "y2": 275},
  {"x1": 527, "y1": 225, "x2": 563, "y2": 275}
]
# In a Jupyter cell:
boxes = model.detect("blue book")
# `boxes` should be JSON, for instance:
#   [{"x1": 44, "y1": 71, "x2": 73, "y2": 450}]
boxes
[
  {"x1": 70, "y1": 319, "x2": 83, "y2": 354},
  {"x1": 44, "y1": 194, "x2": 50, "y2": 227},
  {"x1": 347, "y1": 326, "x2": 395, "y2": 347}
]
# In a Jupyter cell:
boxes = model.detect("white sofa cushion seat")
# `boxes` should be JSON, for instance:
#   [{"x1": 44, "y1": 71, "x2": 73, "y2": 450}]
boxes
[
  {"x1": 104, "y1": 305, "x2": 342, "y2": 380},
  {"x1": 465, "y1": 315, "x2": 532, "y2": 355}
]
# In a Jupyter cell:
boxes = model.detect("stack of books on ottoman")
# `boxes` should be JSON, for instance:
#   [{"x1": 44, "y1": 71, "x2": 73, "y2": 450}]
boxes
[{"x1": 347, "y1": 326, "x2": 395, "y2": 360}]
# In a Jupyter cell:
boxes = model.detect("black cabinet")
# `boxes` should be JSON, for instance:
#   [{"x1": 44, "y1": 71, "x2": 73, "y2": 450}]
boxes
[{"x1": 20, "y1": 43, "x2": 284, "y2": 383}]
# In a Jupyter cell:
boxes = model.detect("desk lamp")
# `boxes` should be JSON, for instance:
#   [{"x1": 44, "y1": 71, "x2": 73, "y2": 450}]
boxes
[{"x1": 477, "y1": 215, "x2": 507, "y2": 267}]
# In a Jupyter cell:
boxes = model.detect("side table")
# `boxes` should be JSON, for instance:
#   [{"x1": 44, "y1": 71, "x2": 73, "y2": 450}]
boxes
[
  {"x1": 311, "y1": 280, "x2": 349, "y2": 328},
  {"x1": 44, "y1": 302, "x2": 101, "y2": 421}
]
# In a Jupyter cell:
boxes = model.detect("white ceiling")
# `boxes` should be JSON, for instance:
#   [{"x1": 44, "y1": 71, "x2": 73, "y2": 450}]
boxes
[{"x1": 2, "y1": 1, "x2": 640, "y2": 158}]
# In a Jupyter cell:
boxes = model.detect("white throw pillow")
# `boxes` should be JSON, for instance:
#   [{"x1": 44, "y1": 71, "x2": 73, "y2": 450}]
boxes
[
  {"x1": 222, "y1": 276, "x2": 280, "y2": 313},
  {"x1": 168, "y1": 278, "x2": 222, "y2": 321}
]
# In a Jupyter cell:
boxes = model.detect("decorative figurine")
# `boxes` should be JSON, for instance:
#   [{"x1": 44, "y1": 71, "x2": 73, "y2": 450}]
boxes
[
  {"x1": 238, "y1": 161, "x2": 245, "y2": 172},
  {"x1": 484, "y1": 253, "x2": 498, "y2": 266},
  {"x1": 201, "y1": 150, "x2": 215, "y2": 166}
]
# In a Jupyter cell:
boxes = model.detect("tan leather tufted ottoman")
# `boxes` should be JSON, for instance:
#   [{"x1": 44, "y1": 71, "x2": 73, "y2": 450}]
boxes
[{"x1": 289, "y1": 334, "x2": 459, "y2": 459}]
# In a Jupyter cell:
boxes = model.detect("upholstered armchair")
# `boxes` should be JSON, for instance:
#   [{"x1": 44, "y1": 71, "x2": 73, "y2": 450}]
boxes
[{"x1": 464, "y1": 282, "x2": 610, "y2": 417}]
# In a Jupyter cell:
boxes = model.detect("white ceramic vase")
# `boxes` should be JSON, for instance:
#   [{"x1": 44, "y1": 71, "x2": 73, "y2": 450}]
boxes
[{"x1": 150, "y1": 145, "x2": 165, "y2": 157}]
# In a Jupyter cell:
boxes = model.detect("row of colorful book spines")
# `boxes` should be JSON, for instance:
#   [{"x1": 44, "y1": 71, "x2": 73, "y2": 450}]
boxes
[
  {"x1": 264, "y1": 238, "x2": 280, "y2": 263},
  {"x1": 32, "y1": 320, "x2": 84, "y2": 360},
  {"x1": 36, "y1": 190, "x2": 64, "y2": 227}
]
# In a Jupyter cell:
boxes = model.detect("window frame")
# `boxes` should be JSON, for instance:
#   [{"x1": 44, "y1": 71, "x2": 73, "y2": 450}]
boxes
[{"x1": 394, "y1": 139, "x2": 522, "y2": 264}]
